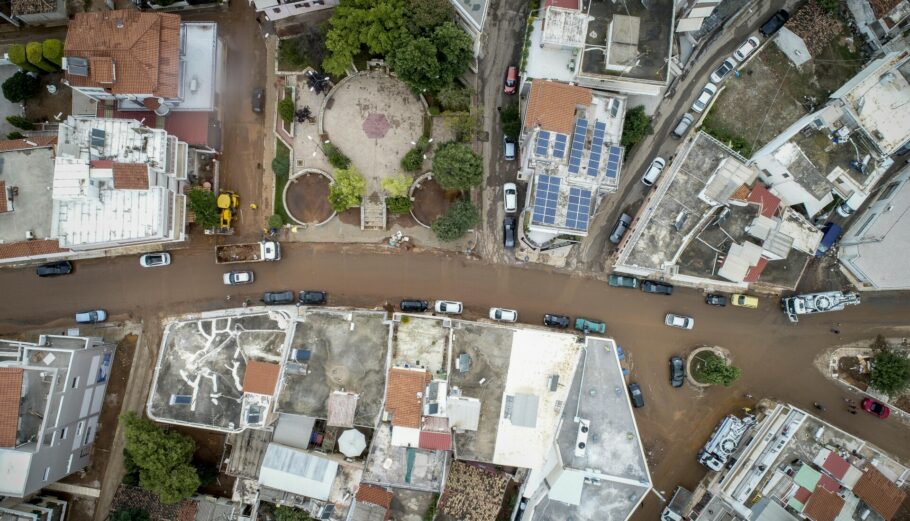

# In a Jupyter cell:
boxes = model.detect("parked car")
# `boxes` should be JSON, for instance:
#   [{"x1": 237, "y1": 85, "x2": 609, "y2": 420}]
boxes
[
  {"x1": 671, "y1": 113, "x2": 694, "y2": 139},
  {"x1": 628, "y1": 382, "x2": 645, "y2": 408},
  {"x1": 705, "y1": 294, "x2": 727, "y2": 306},
  {"x1": 665, "y1": 313, "x2": 695, "y2": 330},
  {"x1": 75, "y1": 309, "x2": 107, "y2": 324},
  {"x1": 503, "y1": 183, "x2": 518, "y2": 213},
  {"x1": 641, "y1": 157, "x2": 666, "y2": 186},
  {"x1": 223, "y1": 270, "x2": 254, "y2": 285},
  {"x1": 503, "y1": 65, "x2": 518, "y2": 94},
  {"x1": 733, "y1": 36, "x2": 761, "y2": 62},
  {"x1": 815, "y1": 223, "x2": 842, "y2": 257},
  {"x1": 669, "y1": 356, "x2": 685, "y2": 388},
  {"x1": 139, "y1": 252, "x2": 171, "y2": 268},
  {"x1": 489, "y1": 307, "x2": 518, "y2": 322},
  {"x1": 252, "y1": 88, "x2": 264, "y2": 113},
  {"x1": 760, "y1": 9, "x2": 789, "y2": 37},
  {"x1": 503, "y1": 136, "x2": 517, "y2": 161},
  {"x1": 731, "y1": 294, "x2": 759, "y2": 308},
  {"x1": 263, "y1": 291, "x2": 295, "y2": 305},
  {"x1": 544, "y1": 314, "x2": 570, "y2": 328},
  {"x1": 691, "y1": 83, "x2": 718, "y2": 113},
  {"x1": 710, "y1": 58, "x2": 737, "y2": 83},
  {"x1": 503, "y1": 217, "x2": 516, "y2": 249},
  {"x1": 609, "y1": 213, "x2": 633, "y2": 244},
  {"x1": 400, "y1": 299, "x2": 429, "y2": 312},
  {"x1": 608, "y1": 274, "x2": 639, "y2": 288},
  {"x1": 299, "y1": 291, "x2": 327, "y2": 305},
  {"x1": 641, "y1": 280, "x2": 674, "y2": 295},
  {"x1": 574, "y1": 317, "x2": 606, "y2": 334},
  {"x1": 861, "y1": 397, "x2": 891, "y2": 419},
  {"x1": 36, "y1": 261, "x2": 73, "y2": 277},
  {"x1": 435, "y1": 300, "x2": 463, "y2": 314}
]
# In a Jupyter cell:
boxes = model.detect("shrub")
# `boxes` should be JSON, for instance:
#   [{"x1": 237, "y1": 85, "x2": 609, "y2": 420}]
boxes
[
  {"x1": 386, "y1": 195, "x2": 412, "y2": 214},
  {"x1": 268, "y1": 214, "x2": 284, "y2": 229},
  {"x1": 2, "y1": 71, "x2": 41, "y2": 103},
  {"x1": 6, "y1": 131, "x2": 24, "y2": 139},
  {"x1": 272, "y1": 141, "x2": 290, "y2": 177},
  {"x1": 382, "y1": 174, "x2": 413, "y2": 197},
  {"x1": 437, "y1": 84, "x2": 471, "y2": 111},
  {"x1": 432, "y1": 142, "x2": 483, "y2": 190},
  {"x1": 275, "y1": 506, "x2": 314, "y2": 521},
  {"x1": 6, "y1": 115, "x2": 34, "y2": 130},
  {"x1": 111, "y1": 508, "x2": 150, "y2": 521},
  {"x1": 26, "y1": 42, "x2": 56, "y2": 72},
  {"x1": 692, "y1": 352, "x2": 741, "y2": 387},
  {"x1": 42, "y1": 39, "x2": 64, "y2": 67},
  {"x1": 278, "y1": 97, "x2": 295, "y2": 125},
  {"x1": 870, "y1": 345, "x2": 910, "y2": 395},
  {"x1": 7, "y1": 44, "x2": 38, "y2": 73},
  {"x1": 187, "y1": 188, "x2": 220, "y2": 230},
  {"x1": 500, "y1": 103, "x2": 521, "y2": 138},
  {"x1": 431, "y1": 199, "x2": 478, "y2": 241},
  {"x1": 620, "y1": 105, "x2": 652, "y2": 151},
  {"x1": 401, "y1": 148, "x2": 424, "y2": 172},
  {"x1": 323, "y1": 142, "x2": 351, "y2": 169},
  {"x1": 328, "y1": 167, "x2": 366, "y2": 212}
]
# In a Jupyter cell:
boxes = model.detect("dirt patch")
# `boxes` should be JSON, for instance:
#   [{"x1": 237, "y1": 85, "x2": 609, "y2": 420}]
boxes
[
  {"x1": 338, "y1": 207, "x2": 360, "y2": 226},
  {"x1": 837, "y1": 355, "x2": 870, "y2": 391},
  {"x1": 285, "y1": 172, "x2": 333, "y2": 224},
  {"x1": 413, "y1": 179, "x2": 458, "y2": 225},
  {"x1": 389, "y1": 211, "x2": 418, "y2": 229},
  {"x1": 165, "y1": 424, "x2": 235, "y2": 498},
  {"x1": 25, "y1": 72, "x2": 72, "y2": 123}
]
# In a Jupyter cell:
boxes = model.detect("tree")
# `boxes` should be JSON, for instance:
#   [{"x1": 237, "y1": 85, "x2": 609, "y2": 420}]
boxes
[
  {"x1": 386, "y1": 195, "x2": 412, "y2": 214},
  {"x1": 323, "y1": 142, "x2": 351, "y2": 169},
  {"x1": 275, "y1": 505, "x2": 314, "y2": 521},
  {"x1": 446, "y1": 108, "x2": 482, "y2": 142},
  {"x1": 437, "y1": 84, "x2": 471, "y2": 112},
  {"x1": 111, "y1": 508, "x2": 151, "y2": 521},
  {"x1": 7, "y1": 131, "x2": 24, "y2": 140},
  {"x1": 328, "y1": 167, "x2": 366, "y2": 212},
  {"x1": 2, "y1": 71, "x2": 41, "y2": 103},
  {"x1": 278, "y1": 97, "x2": 295, "y2": 125},
  {"x1": 431, "y1": 199, "x2": 478, "y2": 241},
  {"x1": 42, "y1": 39, "x2": 64, "y2": 67},
  {"x1": 870, "y1": 348, "x2": 910, "y2": 395},
  {"x1": 277, "y1": 25, "x2": 327, "y2": 71},
  {"x1": 7, "y1": 44, "x2": 38, "y2": 73},
  {"x1": 406, "y1": 0, "x2": 453, "y2": 36},
  {"x1": 120, "y1": 412, "x2": 200, "y2": 504},
  {"x1": 500, "y1": 103, "x2": 521, "y2": 138},
  {"x1": 401, "y1": 148, "x2": 424, "y2": 172},
  {"x1": 187, "y1": 188, "x2": 220, "y2": 230},
  {"x1": 693, "y1": 352, "x2": 741, "y2": 387},
  {"x1": 26, "y1": 42, "x2": 56, "y2": 72},
  {"x1": 323, "y1": 0, "x2": 409, "y2": 77},
  {"x1": 432, "y1": 142, "x2": 482, "y2": 190},
  {"x1": 432, "y1": 22, "x2": 473, "y2": 86},
  {"x1": 391, "y1": 36, "x2": 442, "y2": 93},
  {"x1": 6, "y1": 115, "x2": 34, "y2": 130},
  {"x1": 381, "y1": 173, "x2": 413, "y2": 197},
  {"x1": 268, "y1": 214, "x2": 285, "y2": 229},
  {"x1": 621, "y1": 105, "x2": 652, "y2": 150}
]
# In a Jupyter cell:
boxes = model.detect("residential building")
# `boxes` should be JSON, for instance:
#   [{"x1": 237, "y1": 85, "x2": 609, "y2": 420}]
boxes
[
  {"x1": 523, "y1": 0, "x2": 674, "y2": 95},
  {"x1": 349, "y1": 484, "x2": 392, "y2": 521},
  {"x1": 846, "y1": 0, "x2": 910, "y2": 51},
  {"x1": 520, "y1": 81, "x2": 627, "y2": 246},
  {"x1": 10, "y1": 0, "x2": 66, "y2": 25},
  {"x1": 0, "y1": 496, "x2": 67, "y2": 520},
  {"x1": 838, "y1": 162, "x2": 910, "y2": 290},
  {"x1": 251, "y1": 0, "x2": 338, "y2": 24},
  {"x1": 0, "y1": 335, "x2": 116, "y2": 498},
  {"x1": 614, "y1": 132, "x2": 822, "y2": 291},
  {"x1": 449, "y1": 0, "x2": 491, "y2": 57},
  {"x1": 63, "y1": 10, "x2": 220, "y2": 113}
]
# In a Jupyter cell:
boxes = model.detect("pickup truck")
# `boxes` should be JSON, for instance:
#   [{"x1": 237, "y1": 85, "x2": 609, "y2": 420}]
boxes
[{"x1": 215, "y1": 241, "x2": 281, "y2": 264}]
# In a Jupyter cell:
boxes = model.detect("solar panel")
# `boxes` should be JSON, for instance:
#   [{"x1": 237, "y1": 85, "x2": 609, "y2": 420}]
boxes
[
  {"x1": 605, "y1": 145, "x2": 623, "y2": 179},
  {"x1": 553, "y1": 133, "x2": 567, "y2": 158},
  {"x1": 568, "y1": 119, "x2": 588, "y2": 174},
  {"x1": 532, "y1": 174, "x2": 561, "y2": 225},
  {"x1": 536, "y1": 131, "x2": 551, "y2": 157},
  {"x1": 566, "y1": 187, "x2": 592, "y2": 231}
]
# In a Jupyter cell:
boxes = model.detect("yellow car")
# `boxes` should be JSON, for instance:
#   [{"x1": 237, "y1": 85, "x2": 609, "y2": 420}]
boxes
[{"x1": 731, "y1": 294, "x2": 759, "y2": 308}]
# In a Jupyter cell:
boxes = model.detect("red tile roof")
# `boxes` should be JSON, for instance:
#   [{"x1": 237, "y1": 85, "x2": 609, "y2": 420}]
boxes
[
  {"x1": 0, "y1": 136, "x2": 57, "y2": 152},
  {"x1": 385, "y1": 368, "x2": 430, "y2": 428},
  {"x1": 0, "y1": 368, "x2": 24, "y2": 448},
  {"x1": 803, "y1": 488, "x2": 845, "y2": 521},
  {"x1": 356, "y1": 484, "x2": 393, "y2": 509},
  {"x1": 795, "y1": 486, "x2": 812, "y2": 504},
  {"x1": 419, "y1": 431, "x2": 452, "y2": 450},
  {"x1": 747, "y1": 184, "x2": 781, "y2": 218},
  {"x1": 112, "y1": 163, "x2": 150, "y2": 190},
  {"x1": 523, "y1": 81, "x2": 592, "y2": 135},
  {"x1": 0, "y1": 240, "x2": 69, "y2": 260},
  {"x1": 242, "y1": 361, "x2": 280, "y2": 396},
  {"x1": 743, "y1": 256, "x2": 769, "y2": 283},
  {"x1": 164, "y1": 111, "x2": 212, "y2": 146},
  {"x1": 822, "y1": 452, "x2": 851, "y2": 480},
  {"x1": 852, "y1": 465, "x2": 907, "y2": 520},
  {"x1": 64, "y1": 10, "x2": 181, "y2": 98},
  {"x1": 0, "y1": 181, "x2": 7, "y2": 214},
  {"x1": 90, "y1": 57, "x2": 115, "y2": 84},
  {"x1": 817, "y1": 473, "x2": 840, "y2": 493}
]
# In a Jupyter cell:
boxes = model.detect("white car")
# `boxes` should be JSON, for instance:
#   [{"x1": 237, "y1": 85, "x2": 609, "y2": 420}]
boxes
[
  {"x1": 489, "y1": 307, "x2": 518, "y2": 322},
  {"x1": 139, "y1": 252, "x2": 171, "y2": 267},
  {"x1": 434, "y1": 300, "x2": 463, "y2": 315},
  {"x1": 223, "y1": 270, "x2": 254, "y2": 285},
  {"x1": 733, "y1": 36, "x2": 761, "y2": 62},
  {"x1": 503, "y1": 183, "x2": 518, "y2": 213},
  {"x1": 710, "y1": 58, "x2": 737, "y2": 84},
  {"x1": 641, "y1": 157, "x2": 666, "y2": 186},
  {"x1": 691, "y1": 83, "x2": 718, "y2": 113},
  {"x1": 664, "y1": 313, "x2": 694, "y2": 330}
]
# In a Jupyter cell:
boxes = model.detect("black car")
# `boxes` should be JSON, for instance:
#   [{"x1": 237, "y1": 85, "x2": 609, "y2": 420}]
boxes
[
  {"x1": 400, "y1": 299, "x2": 429, "y2": 312},
  {"x1": 263, "y1": 291, "x2": 295, "y2": 305},
  {"x1": 609, "y1": 213, "x2": 632, "y2": 244},
  {"x1": 543, "y1": 314, "x2": 570, "y2": 329},
  {"x1": 641, "y1": 280, "x2": 674, "y2": 295},
  {"x1": 669, "y1": 356, "x2": 685, "y2": 388},
  {"x1": 298, "y1": 291, "x2": 327, "y2": 305},
  {"x1": 628, "y1": 382, "x2": 645, "y2": 408},
  {"x1": 705, "y1": 294, "x2": 727, "y2": 306},
  {"x1": 760, "y1": 9, "x2": 789, "y2": 37},
  {"x1": 252, "y1": 88, "x2": 264, "y2": 113},
  {"x1": 503, "y1": 217, "x2": 516, "y2": 249},
  {"x1": 36, "y1": 261, "x2": 73, "y2": 277}
]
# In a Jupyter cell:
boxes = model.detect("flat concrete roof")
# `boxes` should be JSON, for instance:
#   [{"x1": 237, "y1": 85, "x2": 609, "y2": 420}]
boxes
[
  {"x1": 362, "y1": 423, "x2": 446, "y2": 491},
  {"x1": 0, "y1": 147, "x2": 55, "y2": 244}
]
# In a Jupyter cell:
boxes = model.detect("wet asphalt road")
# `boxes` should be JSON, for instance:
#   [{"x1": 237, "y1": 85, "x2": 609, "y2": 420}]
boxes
[{"x1": 2, "y1": 242, "x2": 908, "y2": 519}]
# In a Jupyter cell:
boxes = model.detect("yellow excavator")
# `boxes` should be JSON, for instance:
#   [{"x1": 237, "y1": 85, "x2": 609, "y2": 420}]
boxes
[{"x1": 216, "y1": 191, "x2": 239, "y2": 234}]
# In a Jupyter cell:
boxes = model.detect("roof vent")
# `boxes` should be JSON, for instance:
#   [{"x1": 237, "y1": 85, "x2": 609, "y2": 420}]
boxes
[{"x1": 115, "y1": 18, "x2": 125, "y2": 29}]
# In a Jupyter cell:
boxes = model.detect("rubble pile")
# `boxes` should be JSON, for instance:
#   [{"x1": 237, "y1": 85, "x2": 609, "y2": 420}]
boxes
[{"x1": 786, "y1": 0, "x2": 843, "y2": 57}]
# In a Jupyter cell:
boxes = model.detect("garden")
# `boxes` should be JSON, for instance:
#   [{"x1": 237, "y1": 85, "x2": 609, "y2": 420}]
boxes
[{"x1": 2, "y1": 39, "x2": 69, "y2": 139}]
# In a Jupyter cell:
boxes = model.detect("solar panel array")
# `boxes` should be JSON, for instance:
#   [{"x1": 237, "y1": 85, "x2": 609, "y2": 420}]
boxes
[
  {"x1": 568, "y1": 119, "x2": 588, "y2": 174},
  {"x1": 566, "y1": 187, "x2": 592, "y2": 231},
  {"x1": 605, "y1": 145, "x2": 622, "y2": 179},
  {"x1": 536, "y1": 131, "x2": 550, "y2": 157},
  {"x1": 586, "y1": 122, "x2": 607, "y2": 176},
  {"x1": 553, "y1": 133, "x2": 568, "y2": 159},
  {"x1": 532, "y1": 175, "x2": 561, "y2": 225}
]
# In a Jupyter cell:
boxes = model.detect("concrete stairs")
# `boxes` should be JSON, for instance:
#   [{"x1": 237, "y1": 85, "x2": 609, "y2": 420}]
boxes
[{"x1": 360, "y1": 194, "x2": 386, "y2": 230}]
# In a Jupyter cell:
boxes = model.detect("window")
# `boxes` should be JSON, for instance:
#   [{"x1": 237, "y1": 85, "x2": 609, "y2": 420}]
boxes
[
  {"x1": 75, "y1": 421, "x2": 84, "y2": 438},
  {"x1": 42, "y1": 466, "x2": 51, "y2": 481},
  {"x1": 878, "y1": 181, "x2": 900, "y2": 202},
  {"x1": 43, "y1": 430, "x2": 56, "y2": 447},
  {"x1": 71, "y1": 376, "x2": 80, "y2": 389},
  {"x1": 84, "y1": 426, "x2": 93, "y2": 445},
  {"x1": 61, "y1": 427, "x2": 68, "y2": 440},
  {"x1": 854, "y1": 213, "x2": 877, "y2": 237},
  {"x1": 782, "y1": 172, "x2": 790, "y2": 179}
]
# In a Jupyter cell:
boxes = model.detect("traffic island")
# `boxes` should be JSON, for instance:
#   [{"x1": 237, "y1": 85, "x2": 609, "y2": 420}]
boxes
[{"x1": 687, "y1": 346, "x2": 740, "y2": 387}]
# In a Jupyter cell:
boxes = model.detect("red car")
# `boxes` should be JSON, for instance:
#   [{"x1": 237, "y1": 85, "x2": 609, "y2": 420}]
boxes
[
  {"x1": 503, "y1": 66, "x2": 518, "y2": 94},
  {"x1": 861, "y1": 398, "x2": 890, "y2": 419}
]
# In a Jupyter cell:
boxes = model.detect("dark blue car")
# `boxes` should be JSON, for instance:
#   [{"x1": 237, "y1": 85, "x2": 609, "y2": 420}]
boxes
[{"x1": 815, "y1": 223, "x2": 842, "y2": 257}]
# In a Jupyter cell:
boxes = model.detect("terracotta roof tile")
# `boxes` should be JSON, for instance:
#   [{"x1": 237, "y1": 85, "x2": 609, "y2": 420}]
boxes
[
  {"x1": 243, "y1": 361, "x2": 280, "y2": 396},
  {"x1": 523, "y1": 81, "x2": 592, "y2": 135},
  {"x1": 803, "y1": 488, "x2": 845, "y2": 521},
  {"x1": 0, "y1": 181, "x2": 7, "y2": 214},
  {"x1": 822, "y1": 452, "x2": 850, "y2": 480},
  {"x1": 0, "y1": 368, "x2": 24, "y2": 448},
  {"x1": 112, "y1": 163, "x2": 149, "y2": 190},
  {"x1": 0, "y1": 136, "x2": 57, "y2": 152},
  {"x1": 163, "y1": 111, "x2": 212, "y2": 146},
  {"x1": 356, "y1": 484, "x2": 393, "y2": 509},
  {"x1": 64, "y1": 10, "x2": 181, "y2": 98},
  {"x1": 419, "y1": 431, "x2": 452, "y2": 450},
  {"x1": 385, "y1": 368, "x2": 430, "y2": 428},
  {"x1": 743, "y1": 256, "x2": 768, "y2": 283},
  {"x1": 0, "y1": 240, "x2": 69, "y2": 260},
  {"x1": 748, "y1": 184, "x2": 781, "y2": 218},
  {"x1": 852, "y1": 465, "x2": 906, "y2": 520},
  {"x1": 89, "y1": 57, "x2": 115, "y2": 84}
]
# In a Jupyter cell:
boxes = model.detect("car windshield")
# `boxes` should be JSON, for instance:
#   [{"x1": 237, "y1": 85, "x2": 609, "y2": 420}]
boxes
[{"x1": 871, "y1": 403, "x2": 883, "y2": 413}]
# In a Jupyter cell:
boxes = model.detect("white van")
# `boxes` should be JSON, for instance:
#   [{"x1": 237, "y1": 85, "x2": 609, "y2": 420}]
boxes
[{"x1": 641, "y1": 157, "x2": 666, "y2": 186}]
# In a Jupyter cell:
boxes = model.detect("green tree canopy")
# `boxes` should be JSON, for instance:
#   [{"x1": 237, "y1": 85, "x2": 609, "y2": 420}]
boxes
[
  {"x1": 268, "y1": 214, "x2": 285, "y2": 228},
  {"x1": 381, "y1": 173, "x2": 413, "y2": 197},
  {"x1": 432, "y1": 22, "x2": 473, "y2": 85},
  {"x1": 500, "y1": 103, "x2": 521, "y2": 138},
  {"x1": 275, "y1": 505, "x2": 314, "y2": 521},
  {"x1": 7, "y1": 44, "x2": 38, "y2": 73},
  {"x1": 870, "y1": 346, "x2": 910, "y2": 395},
  {"x1": 431, "y1": 199, "x2": 478, "y2": 241},
  {"x1": 323, "y1": 0, "x2": 408, "y2": 76},
  {"x1": 620, "y1": 105, "x2": 653, "y2": 150},
  {"x1": 187, "y1": 188, "x2": 220, "y2": 230},
  {"x1": 692, "y1": 352, "x2": 741, "y2": 387},
  {"x1": 42, "y1": 39, "x2": 64, "y2": 67},
  {"x1": 391, "y1": 22, "x2": 472, "y2": 93},
  {"x1": 432, "y1": 142, "x2": 483, "y2": 190},
  {"x1": 437, "y1": 84, "x2": 471, "y2": 112},
  {"x1": 328, "y1": 166, "x2": 366, "y2": 212},
  {"x1": 111, "y1": 508, "x2": 151, "y2": 521},
  {"x1": 406, "y1": 0, "x2": 453, "y2": 35},
  {"x1": 2, "y1": 71, "x2": 41, "y2": 103},
  {"x1": 121, "y1": 412, "x2": 200, "y2": 504}
]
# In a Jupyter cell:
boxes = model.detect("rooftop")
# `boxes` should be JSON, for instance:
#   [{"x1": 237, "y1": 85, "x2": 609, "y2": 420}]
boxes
[
  {"x1": 10, "y1": 0, "x2": 58, "y2": 15},
  {"x1": 0, "y1": 368, "x2": 23, "y2": 448},
  {"x1": 523, "y1": 81, "x2": 593, "y2": 136},
  {"x1": 439, "y1": 461, "x2": 509, "y2": 521},
  {"x1": 449, "y1": 0, "x2": 489, "y2": 32},
  {"x1": 0, "y1": 145, "x2": 56, "y2": 247},
  {"x1": 259, "y1": 442, "x2": 338, "y2": 502},
  {"x1": 362, "y1": 423, "x2": 446, "y2": 491},
  {"x1": 385, "y1": 367, "x2": 431, "y2": 429}
]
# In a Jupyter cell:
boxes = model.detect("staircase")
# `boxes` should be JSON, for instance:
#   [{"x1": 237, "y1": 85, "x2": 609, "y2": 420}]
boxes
[{"x1": 360, "y1": 194, "x2": 386, "y2": 230}]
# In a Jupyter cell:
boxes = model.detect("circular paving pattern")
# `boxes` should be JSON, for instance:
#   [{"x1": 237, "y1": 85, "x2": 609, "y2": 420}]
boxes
[{"x1": 284, "y1": 169, "x2": 334, "y2": 225}]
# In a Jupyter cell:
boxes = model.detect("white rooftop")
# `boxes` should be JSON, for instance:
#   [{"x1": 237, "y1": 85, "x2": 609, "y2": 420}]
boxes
[
  {"x1": 0, "y1": 452, "x2": 30, "y2": 496},
  {"x1": 542, "y1": 7, "x2": 588, "y2": 48},
  {"x1": 259, "y1": 443, "x2": 339, "y2": 501},
  {"x1": 526, "y1": 18, "x2": 577, "y2": 83},
  {"x1": 177, "y1": 23, "x2": 219, "y2": 111},
  {"x1": 58, "y1": 117, "x2": 170, "y2": 169}
]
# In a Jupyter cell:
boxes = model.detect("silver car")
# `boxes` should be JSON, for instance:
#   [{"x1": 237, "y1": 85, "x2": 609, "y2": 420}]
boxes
[
  {"x1": 434, "y1": 300, "x2": 463, "y2": 315},
  {"x1": 691, "y1": 83, "x2": 718, "y2": 113},
  {"x1": 664, "y1": 313, "x2": 694, "y2": 330},
  {"x1": 75, "y1": 310, "x2": 107, "y2": 324},
  {"x1": 223, "y1": 271, "x2": 254, "y2": 285}
]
